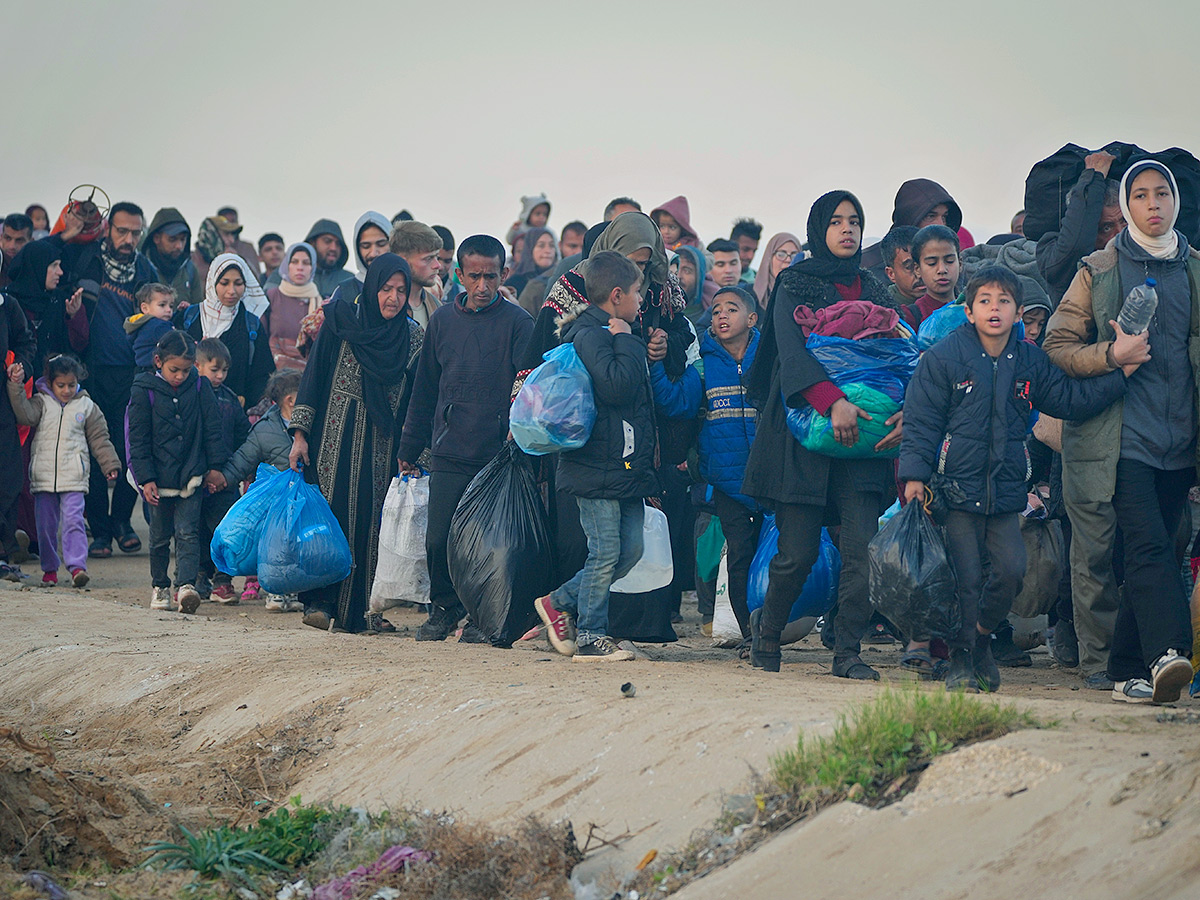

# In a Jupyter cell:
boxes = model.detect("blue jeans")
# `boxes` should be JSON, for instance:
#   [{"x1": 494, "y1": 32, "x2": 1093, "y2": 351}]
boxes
[{"x1": 552, "y1": 497, "x2": 644, "y2": 647}]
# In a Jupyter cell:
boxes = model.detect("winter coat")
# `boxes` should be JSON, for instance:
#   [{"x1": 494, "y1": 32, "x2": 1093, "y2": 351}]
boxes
[
  {"x1": 1043, "y1": 245, "x2": 1200, "y2": 505},
  {"x1": 891, "y1": 178, "x2": 963, "y2": 232},
  {"x1": 211, "y1": 382, "x2": 251, "y2": 458},
  {"x1": 650, "y1": 196, "x2": 700, "y2": 249},
  {"x1": 556, "y1": 305, "x2": 659, "y2": 500},
  {"x1": 900, "y1": 323, "x2": 1126, "y2": 515},
  {"x1": 651, "y1": 328, "x2": 759, "y2": 508},
  {"x1": 221, "y1": 403, "x2": 292, "y2": 484},
  {"x1": 124, "y1": 313, "x2": 173, "y2": 369},
  {"x1": 1035, "y1": 168, "x2": 1111, "y2": 305},
  {"x1": 175, "y1": 301, "x2": 275, "y2": 407},
  {"x1": 0, "y1": 294, "x2": 36, "y2": 428},
  {"x1": 8, "y1": 378, "x2": 119, "y2": 494},
  {"x1": 141, "y1": 208, "x2": 203, "y2": 308},
  {"x1": 125, "y1": 367, "x2": 228, "y2": 495}
]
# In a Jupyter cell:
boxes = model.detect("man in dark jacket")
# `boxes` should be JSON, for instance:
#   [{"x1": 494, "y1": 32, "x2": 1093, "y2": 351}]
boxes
[
  {"x1": 398, "y1": 234, "x2": 534, "y2": 642},
  {"x1": 264, "y1": 219, "x2": 354, "y2": 298},
  {"x1": 0, "y1": 289, "x2": 36, "y2": 578},
  {"x1": 142, "y1": 208, "x2": 202, "y2": 307}
]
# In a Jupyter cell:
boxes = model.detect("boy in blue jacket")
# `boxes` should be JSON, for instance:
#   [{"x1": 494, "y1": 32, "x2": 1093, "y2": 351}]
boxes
[
  {"x1": 535, "y1": 251, "x2": 656, "y2": 661},
  {"x1": 899, "y1": 266, "x2": 1138, "y2": 692},
  {"x1": 652, "y1": 285, "x2": 762, "y2": 639}
]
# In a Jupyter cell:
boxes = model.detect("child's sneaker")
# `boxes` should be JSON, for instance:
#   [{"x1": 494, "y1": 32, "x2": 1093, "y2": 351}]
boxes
[
  {"x1": 1112, "y1": 678, "x2": 1153, "y2": 703},
  {"x1": 573, "y1": 636, "x2": 634, "y2": 662},
  {"x1": 41, "y1": 571, "x2": 57, "y2": 586},
  {"x1": 241, "y1": 579, "x2": 261, "y2": 602},
  {"x1": 1150, "y1": 650, "x2": 1192, "y2": 704},
  {"x1": 150, "y1": 587, "x2": 172, "y2": 609},
  {"x1": 263, "y1": 593, "x2": 286, "y2": 611},
  {"x1": 70, "y1": 568, "x2": 88, "y2": 588},
  {"x1": 0, "y1": 563, "x2": 26, "y2": 582},
  {"x1": 534, "y1": 595, "x2": 577, "y2": 656},
  {"x1": 175, "y1": 584, "x2": 201, "y2": 615},
  {"x1": 211, "y1": 583, "x2": 239, "y2": 605},
  {"x1": 1190, "y1": 669, "x2": 1199, "y2": 698}
]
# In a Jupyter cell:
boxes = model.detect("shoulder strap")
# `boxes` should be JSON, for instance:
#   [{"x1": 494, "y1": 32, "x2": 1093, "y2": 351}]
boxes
[{"x1": 183, "y1": 304, "x2": 200, "y2": 329}]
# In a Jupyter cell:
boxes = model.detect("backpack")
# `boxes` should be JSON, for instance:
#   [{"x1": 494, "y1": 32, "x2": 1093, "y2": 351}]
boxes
[{"x1": 181, "y1": 304, "x2": 259, "y2": 369}]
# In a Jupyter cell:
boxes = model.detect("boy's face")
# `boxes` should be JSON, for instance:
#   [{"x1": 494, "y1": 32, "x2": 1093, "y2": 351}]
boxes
[
  {"x1": 657, "y1": 212, "x2": 682, "y2": 245},
  {"x1": 613, "y1": 278, "x2": 643, "y2": 322},
  {"x1": 50, "y1": 374, "x2": 78, "y2": 406},
  {"x1": 966, "y1": 282, "x2": 1019, "y2": 343},
  {"x1": 142, "y1": 292, "x2": 174, "y2": 321},
  {"x1": 710, "y1": 251, "x2": 741, "y2": 287},
  {"x1": 916, "y1": 239, "x2": 960, "y2": 301},
  {"x1": 1022, "y1": 307, "x2": 1048, "y2": 342},
  {"x1": 197, "y1": 357, "x2": 229, "y2": 388},
  {"x1": 711, "y1": 295, "x2": 756, "y2": 343},
  {"x1": 885, "y1": 247, "x2": 924, "y2": 301}
]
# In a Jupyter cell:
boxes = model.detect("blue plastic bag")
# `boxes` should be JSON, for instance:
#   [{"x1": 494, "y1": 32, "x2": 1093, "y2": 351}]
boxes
[
  {"x1": 510, "y1": 343, "x2": 597, "y2": 455},
  {"x1": 210, "y1": 464, "x2": 290, "y2": 575},
  {"x1": 257, "y1": 470, "x2": 352, "y2": 595},
  {"x1": 746, "y1": 515, "x2": 840, "y2": 621},
  {"x1": 916, "y1": 303, "x2": 968, "y2": 350},
  {"x1": 804, "y1": 333, "x2": 918, "y2": 404}
]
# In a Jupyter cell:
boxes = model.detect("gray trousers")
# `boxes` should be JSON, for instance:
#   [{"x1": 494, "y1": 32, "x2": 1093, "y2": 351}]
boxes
[{"x1": 1064, "y1": 496, "x2": 1120, "y2": 676}]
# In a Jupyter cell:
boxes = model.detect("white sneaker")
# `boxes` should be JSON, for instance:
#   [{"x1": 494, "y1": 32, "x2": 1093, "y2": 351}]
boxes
[
  {"x1": 150, "y1": 586, "x2": 172, "y2": 610},
  {"x1": 283, "y1": 597, "x2": 304, "y2": 612},
  {"x1": 1112, "y1": 678, "x2": 1153, "y2": 703},
  {"x1": 175, "y1": 584, "x2": 201, "y2": 615},
  {"x1": 1150, "y1": 650, "x2": 1193, "y2": 704},
  {"x1": 263, "y1": 593, "x2": 286, "y2": 611}
]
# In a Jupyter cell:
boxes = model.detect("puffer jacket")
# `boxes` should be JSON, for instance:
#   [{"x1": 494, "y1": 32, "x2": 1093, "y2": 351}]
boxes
[
  {"x1": 221, "y1": 403, "x2": 292, "y2": 484},
  {"x1": 651, "y1": 328, "x2": 759, "y2": 508},
  {"x1": 899, "y1": 323, "x2": 1126, "y2": 514},
  {"x1": 556, "y1": 305, "x2": 659, "y2": 500},
  {"x1": 125, "y1": 367, "x2": 228, "y2": 495},
  {"x1": 8, "y1": 378, "x2": 119, "y2": 494}
]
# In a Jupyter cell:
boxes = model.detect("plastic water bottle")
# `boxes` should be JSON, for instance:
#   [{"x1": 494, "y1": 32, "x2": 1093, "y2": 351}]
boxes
[{"x1": 1116, "y1": 278, "x2": 1158, "y2": 335}]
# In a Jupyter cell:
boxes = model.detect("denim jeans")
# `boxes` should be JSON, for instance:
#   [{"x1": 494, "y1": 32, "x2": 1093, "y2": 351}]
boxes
[
  {"x1": 149, "y1": 492, "x2": 202, "y2": 588},
  {"x1": 552, "y1": 497, "x2": 644, "y2": 647}
]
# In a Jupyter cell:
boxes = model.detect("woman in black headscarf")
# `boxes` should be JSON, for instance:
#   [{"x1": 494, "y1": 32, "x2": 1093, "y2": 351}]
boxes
[
  {"x1": 742, "y1": 190, "x2": 900, "y2": 679},
  {"x1": 288, "y1": 253, "x2": 423, "y2": 634},
  {"x1": 4, "y1": 239, "x2": 88, "y2": 372}
]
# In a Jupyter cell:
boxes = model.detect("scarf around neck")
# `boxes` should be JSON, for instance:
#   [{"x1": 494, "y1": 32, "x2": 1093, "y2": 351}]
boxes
[
  {"x1": 1119, "y1": 160, "x2": 1182, "y2": 260},
  {"x1": 277, "y1": 242, "x2": 323, "y2": 313},
  {"x1": 202, "y1": 253, "x2": 268, "y2": 339},
  {"x1": 101, "y1": 241, "x2": 138, "y2": 285}
]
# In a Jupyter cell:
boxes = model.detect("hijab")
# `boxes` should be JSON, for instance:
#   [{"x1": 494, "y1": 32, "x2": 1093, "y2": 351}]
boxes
[
  {"x1": 324, "y1": 253, "x2": 413, "y2": 435},
  {"x1": 202, "y1": 252, "x2": 268, "y2": 338},
  {"x1": 276, "y1": 242, "x2": 323, "y2": 312},
  {"x1": 788, "y1": 190, "x2": 865, "y2": 285},
  {"x1": 753, "y1": 231, "x2": 802, "y2": 307},
  {"x1": 1119, "y1": 160, "x2": 1181, "y2": 260},
  {"x1": 4, "y1": 239, "x2": 62, "y2": 318},
  {"x1": 506, "y1": 226, "x2": 560, "y2": 295},
  {"x1": 580, "y1": 211, "x2": 670, "y2": 290},
  {"x1": 196, "y1": 217, "x2": 227, "y2": 264}
]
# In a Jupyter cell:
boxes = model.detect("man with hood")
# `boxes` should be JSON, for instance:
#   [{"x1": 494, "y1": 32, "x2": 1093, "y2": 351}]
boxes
[
  {"x1": 142, "y1": 209, "x2": 202, "y2": 307},
  {"x1": 327, "y1": 212, "x2": 394, "y2": 306},
  {"x1": 650, "y1": 196, "x2": 701, "y2": 250},
  {"x1": 265, "y1": 219, "x2": 354, "y2": 298},
  {"x1": 863, "y1": 179, "x2": 965, "y2": 278}
]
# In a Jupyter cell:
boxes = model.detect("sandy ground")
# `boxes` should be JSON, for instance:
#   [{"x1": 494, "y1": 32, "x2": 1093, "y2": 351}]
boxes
[{"x1": 1, "y1": 527, "x2": 1198, "y2": 895}]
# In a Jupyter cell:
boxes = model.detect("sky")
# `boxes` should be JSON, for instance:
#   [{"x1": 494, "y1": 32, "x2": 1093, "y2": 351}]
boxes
[{"x1": 5, "y1": 0, "x2": 1200, "y2": 268}]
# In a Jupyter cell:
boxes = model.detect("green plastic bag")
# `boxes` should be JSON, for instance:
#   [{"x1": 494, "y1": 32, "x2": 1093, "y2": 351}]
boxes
[
  {"x1": 695, "y1": 515, "x2": 725, "y2": 583},
  {"x1": 787, "y1": 383, "x2": 901, "y2": 459}
]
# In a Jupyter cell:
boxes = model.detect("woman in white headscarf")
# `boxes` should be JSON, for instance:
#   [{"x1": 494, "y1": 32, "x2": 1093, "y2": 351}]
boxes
[{"x1": 174, "y1": 252, "x2": 275, "y2": 406}]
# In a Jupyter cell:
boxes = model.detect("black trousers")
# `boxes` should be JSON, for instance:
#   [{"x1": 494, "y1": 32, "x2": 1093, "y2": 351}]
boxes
[
  {"x1": 0, "y1": 425, "x2": 24, "y2": 560},
  {"x1": 84, "y1": 365, "x2": 138, "y2": 543},
  {"x1": 427, "y1": 469, "x2": 478, "y2": 613},
  {"x1": 713, "y1": 489, "x2": 763, "y2": 638},
  {"x1": 943, "y1": 511, "x2": 1026, "y2": 650},
  {"x1": 660, "y1": 466, "x2": 694, "y2": 616},
  {"x1": 1107, "y1": 460, "x2": 1194, "y2": 681}
]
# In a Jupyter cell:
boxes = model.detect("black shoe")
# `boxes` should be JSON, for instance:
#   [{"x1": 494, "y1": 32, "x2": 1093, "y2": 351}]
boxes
[
  {"x1": 945, "y1": 649, "x2": 979, "y2": 692},
  {"x1": 756, "y1": 637, "x2": 781, "y2": 673},
  {"x1": 749, "y1": 608, "x2": 764, "y2": 668},
  {"x1": 1084, "y1": 671, "x2": 1115, "y2": 691},
  {"x1": 1051, "y1": 618, "x2": 1079, "y2": 668},
  {"x1": 832, "y1": 654, "x2": 880, "y2": 681},
  {"x1": 990, "y1": 623, "x2": 1032, "y2": 668},
  {"x1": 458, "y1": 622, "x2": 491, "y2": 644},
  {"x1": 302, "y1": 609, "x2": 331, "y2": 631},
  {"x1": 819, "y1": 606, "x2": 838, "y2": 650},
  {"x1": 416, "y1": 603, "x2": 463, "y2": 641},
  {"x1": 972, "y1": 632, "x2": 1001, "y2": 692}
]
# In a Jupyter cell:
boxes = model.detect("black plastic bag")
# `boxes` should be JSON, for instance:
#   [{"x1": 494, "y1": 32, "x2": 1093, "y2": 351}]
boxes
[
  {"x1": 449, "y1": 442, "x2": 556, "y2": 647},
  {"x1": 868, "y1": 501, "x2": 960, "y2": 640}
]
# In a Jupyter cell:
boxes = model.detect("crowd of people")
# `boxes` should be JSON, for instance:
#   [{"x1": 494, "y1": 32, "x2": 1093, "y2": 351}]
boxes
[{"x1": 2, "y1": 150, "x2": 1198, "y2": 703}]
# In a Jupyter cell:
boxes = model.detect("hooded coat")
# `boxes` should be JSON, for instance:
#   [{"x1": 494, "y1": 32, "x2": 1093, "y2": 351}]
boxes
[
  {"x1": 504, "y1": 194, "x2": 552, "y2": 245},
  {"x1": 650, "y1": 196, "x2": 701, "y2": 249},
  {"x1": 141, "y1": 208, "x2": 203, "y2": 307},
  {"x1": 891, "y1": 179, "x2": 964, "y2": 232}
]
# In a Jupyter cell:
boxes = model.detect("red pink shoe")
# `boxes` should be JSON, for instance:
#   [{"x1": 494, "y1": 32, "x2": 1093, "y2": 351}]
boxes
[
  {"x1": 534, "y1": 595, "x2": 577, "y2": 657},
  {"x1": 41, "y1": 571, "x2": 57, "y2": 585},
  {"x1": 70, "y1": 567, "x2": 89, "y2": 588},
  {"x1": 240, "y1": 579, "x2": 261, "y2": 602},
  {"x1": 211, "y1": 583, "x2": 239, "y2": 604}
]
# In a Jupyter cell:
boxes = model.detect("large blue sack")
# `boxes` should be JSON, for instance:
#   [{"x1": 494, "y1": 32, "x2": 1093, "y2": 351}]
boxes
[
  {"x1": 746, "y1": 515, "x2": 840, "y2": 621},
  {"x1": 510, "y1": 343, "x2": 596, "y2": 455},
  {"x1": 257, "y1": 469, "x2": 352, "y2": 595},
  {"x1": 804, "y1": 333, "x2": 918, "y2": 404},
  {"x1": 916, "y1": 303, "x2": 968, "y2": 351},
  {"x1": 210, "y1": 464, "x2": 290, "y2": 576}
]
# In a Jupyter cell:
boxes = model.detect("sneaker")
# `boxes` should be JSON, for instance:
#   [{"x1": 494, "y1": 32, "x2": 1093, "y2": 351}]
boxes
[
  {"x1": 1150, "y1": 650, "x2": 1193, "y2": 704},
  {"x1": 240, "y1": 579, "x2": 261, "y2": 602},
  {"x1": 11, "y1": 530, "x2": 32, "y2": 564},
  {"x1": 945, "y1": 649, "x2": 979, "y2": 693},
  {"x1": 991, "y1": 623, "x2": 1032, "y2": 667},
  {"x1": 458, "y1": 622, "x2": 491, "y2": 644},
  {"x1": 150, "y1": 586, "x2": 172, "y2": 610},
  {"x1": 1051, "y1": 617, "x2": 1079, "y2": 668},
  {"x1": 1112, "y1": 678, "x2": 1153, "y2": 703},
  {"x1": 534, "y1": 595, "x2": 577, "y2": 656},
  {"x1": 211, "y1": 583, "x2": 239, "y2": 605},
  {"x1": 416, "y1": 602, "x2": 463, "y2": 641},
  {"x1": 0, "y1": 563, "x2": 26, "y2": 582},
  {"x1": 573, "y1": 636, "x2": 634, "y2": 661},
  {"x1": 175, "y1": 584, "x2": 201, "y2": 615},
  {"x1": 283, "y1": 597, "x2": 305, "y2": 613},
  {"x1": 263, "y1": 593, "x2": 286, "y2": 611},
  {"x1": 1190, "y1": 670, "x2": 1199, "y2": 698},
  {"x1": 41, "y1": 571, "x2": 57, "y2": 586},
  {"x1": 972, "y1": 632, "x2": 1001, "y2": 693},
  {"x1": 70, "y1": 568, "x2": 88, "y2": 588},
  {"x1": 1084, "y1": 671, "x2": 1115, "y2": 691}
]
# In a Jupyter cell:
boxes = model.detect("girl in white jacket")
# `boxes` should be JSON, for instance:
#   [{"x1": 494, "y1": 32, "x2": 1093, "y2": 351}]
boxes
[{"x1": 6, "y1": 355, "x2": 121, "y2": 586}]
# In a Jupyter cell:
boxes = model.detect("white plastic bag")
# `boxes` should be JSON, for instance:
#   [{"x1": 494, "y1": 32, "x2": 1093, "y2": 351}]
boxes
[
  {"x1": 369, "y1": 474, "x2": 430, "y2": 612},
  {"x1": 609, "y1": 504, "x2": 673, "y2": 594},
  {"x1": 711, "y1": 548, "x2": 743, "y2": 647}
]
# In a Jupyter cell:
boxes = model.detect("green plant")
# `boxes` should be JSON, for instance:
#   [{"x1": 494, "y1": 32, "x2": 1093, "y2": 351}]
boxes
[
  {"x1": 244, "y1": 796, "x2": 335, "y2": 866},
  {"x1": 142, "y1": 824, "x2": 286, "y2": 889}
]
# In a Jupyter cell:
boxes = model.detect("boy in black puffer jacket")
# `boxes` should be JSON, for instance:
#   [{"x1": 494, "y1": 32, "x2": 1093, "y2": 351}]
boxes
[
  {"x1": 535, "y1": 252, "x2": 657, "y2": 661},
  {"x1": 900, "y1": 266, "x2": 1133, "y2": 692}
]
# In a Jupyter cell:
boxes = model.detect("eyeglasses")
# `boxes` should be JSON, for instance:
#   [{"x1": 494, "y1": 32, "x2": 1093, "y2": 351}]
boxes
[
  {"x1": 113, "y1": 226, "x2": 143, "y2": 240},
  {"x1": 773, "y1": 250, "x2": 798, "y2": 262}
]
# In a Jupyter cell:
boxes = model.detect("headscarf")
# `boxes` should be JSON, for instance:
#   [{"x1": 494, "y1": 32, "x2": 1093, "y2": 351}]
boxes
[
  {"x1": 753, "y1": 232, "x2": 802, "y2": 307},
  {"x1": 196, "y1": 216, "x2": 241, "y2": 264},
  {"x1": 323, "y1": 253, "x2": 412, "y2": 435},
  {"x1": 201, "y1": 253, "x2": 268, "y2": 338},
  {"x1": 505, "y1": 226, "x2": 560, "y2": 296},
  {"x1": 580, "y1": 211, "x2": 670, "y2": 290},
  {"x1": 4, "y1": 239, "x2": 62, "y2": 318},
  {"x1": 788, "y1": 191, "x2": 865, "y2": 285},
  {"x1": 276, "y1": 242, "x2": 323, "y2": 312},
  {"x1": 1119, "y1": 160, "x2": 1181, "y2": 260}
]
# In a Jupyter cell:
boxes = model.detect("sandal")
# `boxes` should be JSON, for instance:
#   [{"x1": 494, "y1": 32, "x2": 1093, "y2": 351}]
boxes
[
  {"x1": 88, "y1": 539, "x2": 112, "y2": 559},
  {"x1": 900, "y1": 647, "x2": 937, "y2": 681},
  {"x1": 117, "y1": 525, "x2": 142, "y2": 553},
  {"x1": 833, "y1": 655, "x2": 880, "y2": 681},
  {"x1": 366, "y1": 613, "x2": 396, "y2": 634}
]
